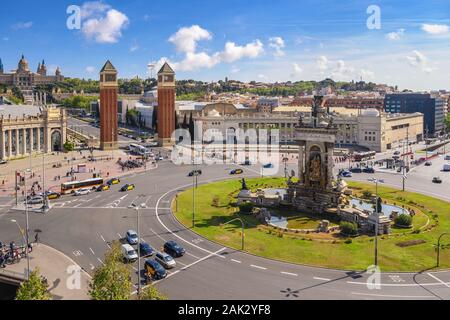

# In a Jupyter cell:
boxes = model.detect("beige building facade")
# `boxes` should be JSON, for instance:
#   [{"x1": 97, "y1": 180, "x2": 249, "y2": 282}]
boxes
[{"x1": 0, "y1": 105, "x2": 67, "y2": 160}]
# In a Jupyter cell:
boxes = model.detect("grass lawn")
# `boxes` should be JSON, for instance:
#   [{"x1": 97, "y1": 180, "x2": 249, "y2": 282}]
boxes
[{"x1": 174, "y1": 177, "x2": 450, "y2": 271}]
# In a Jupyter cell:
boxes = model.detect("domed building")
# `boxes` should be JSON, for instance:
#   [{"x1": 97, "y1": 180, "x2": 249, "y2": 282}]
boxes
[{"x1": 0, "y1": 55, "x2": 64, "y2": 104}]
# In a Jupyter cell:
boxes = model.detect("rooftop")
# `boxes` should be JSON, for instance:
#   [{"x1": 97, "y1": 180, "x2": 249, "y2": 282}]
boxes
[{"x1": 0, "y1": 105, "x2": 43, "y2": 118}]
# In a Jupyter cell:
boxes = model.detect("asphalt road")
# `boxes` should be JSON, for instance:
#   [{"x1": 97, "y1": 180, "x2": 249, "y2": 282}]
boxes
[{"x1": 0, "y1": 153, "x2": 449, "y2": 300}]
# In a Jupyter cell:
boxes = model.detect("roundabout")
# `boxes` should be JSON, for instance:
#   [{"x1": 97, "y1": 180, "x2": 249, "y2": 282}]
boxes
[{"x1": 173, "y1": 177, "x2": 450, "y2": 272}]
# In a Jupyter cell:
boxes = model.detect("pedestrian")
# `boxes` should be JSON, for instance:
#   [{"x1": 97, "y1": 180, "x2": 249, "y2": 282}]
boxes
[{"x1": 34, "y1": 233, "x2": 39, "y2": 244}]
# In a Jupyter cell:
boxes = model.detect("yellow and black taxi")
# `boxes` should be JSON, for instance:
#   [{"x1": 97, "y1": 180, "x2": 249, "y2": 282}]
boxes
[
  {"x1": 107, "y1": 178, "x2": 121, "y2": 186},
  {"x1": 96, "y1": 184, "x2": 111, "y2": 192},
  {"x1": 121, "y1": 184, "x2": 136, "y2": 192},
  {"x1": 230, "y1": 169, "x2": 243, "y2": 175},
  {"x1": 144, "y1": 259, "x2": 167, "y2": 281},
  {"x1": 46, "y1": 191, "x2": 61, "y2": 200}
]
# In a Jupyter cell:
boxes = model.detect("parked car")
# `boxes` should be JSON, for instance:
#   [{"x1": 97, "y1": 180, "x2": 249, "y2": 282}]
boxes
[
  {"x1": 155, "y1": 252, "x2": 176, "y2": 269},
  {"x1": 350, "y1": 167, "x2": 362, "y2": 173},
  {"x1": 74, "y1": 188, "x2": 91, "y2": 196},
  {"x1": 121, "y1": 244, "x2": 138, "y2": 263},
  {"x1": 96, "y1": 184, "x2": 110, "y2": 192},
  {"x1": 139, "y1": 242, "x2": 155, "y2": 257},
  {"x1": 230, "y1": 169, "x2": 243, "y2": 175},
  {"x1": 164, "y1": 241, "x2": 185, "y2": 257},
  {"x1": 341, "y1": 171, "x2": 353, "y2": 178},
  {"x1": 126, "y1": 230, "x2": 139, "y2": 245},
  {"x1": 121, "y1": 184, "x2": 136, "y2": 192},
  {"x1": 144, "y1": 259, "x2": 167, "y2": 280},
  {"x1": 0, "y1": 160, "x2": 7, "y2": 165},
  {"x1": 107, "y1": 178, "x2": 121, "y2": 185},
  {"x1": 432, "y1": 177, "x2": 443, "y2": 184},
  {"x1": 445, "y1": 155, "x2": 450, "y2": 161},
  {"x1": 188, "y1": 170, "x2": 202, "y2": 177},
  {"x1": 263, "y1": 163, "x2": 274, "y2": 169},
  {"x1": 425, "y1": 162, "x2": 432, "y2": 166}
]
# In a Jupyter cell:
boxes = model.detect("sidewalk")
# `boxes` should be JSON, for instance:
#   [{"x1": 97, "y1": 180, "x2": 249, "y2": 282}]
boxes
[
  {"x1": 0, "y1": 149, "x2": 155, "y2": 197},
  {"x1": 4, "y1": 244, "x2": 91, "y2": 300}
]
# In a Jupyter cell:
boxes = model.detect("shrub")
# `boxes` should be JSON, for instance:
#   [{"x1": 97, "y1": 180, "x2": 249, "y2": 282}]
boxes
[
  {"x1": 395, "y1": 214, "x2": 412, "y2": 228},
  {"x1": 63, "y1": 141, "x2": 75, "y2": 152},
  {"x1": 211, "y1": 197, "x2": 219, "y2": 207},
  {"x1": 340, "y1": 221, "x2": 358, "y2": 236},
  {"x1": 239, "y1": 202, "x2": 254, "y2": 214},
  {"x1": 362, "y1": 190, "x2": 372, "y2": 199}
]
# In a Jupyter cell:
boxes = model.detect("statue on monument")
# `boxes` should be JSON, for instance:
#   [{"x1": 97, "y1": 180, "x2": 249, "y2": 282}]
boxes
[
  {"x1": 240, "y1": 178, "x2": 248, "y2": 191},
  {"x1": 309, "y1": 154, "x2": 322, "y2": 182}
]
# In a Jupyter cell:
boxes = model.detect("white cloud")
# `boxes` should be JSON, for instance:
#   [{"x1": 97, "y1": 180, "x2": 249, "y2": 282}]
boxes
[
  {"x1": 421, "y1": 24, "x2": 449, "y2": 35},
  {"x1": 219, "y1": 40, "x2": 264, "y2": 63},
  {"x1": 86, "y1": 66, "x2": 96, "y2": 73},
  {"x1": 163, "y1": 25, "x2": 264, "y2": 72},
  {"x1": 331, "y1": 60, "x2": 355, "y2": 81},
  {"x1": 316, "y1": 55, "x2": 329, "y2": 72},
  {"x1": 258, "y1": 74, "x2": 268, "y2": 80},
  {"x1": 269, "y1": 37, "x2": 285, "y2": 57},
  {"x1": 406, "y1": 50, "x2": 435, "y2": 73},
  {"x1": 386, "y1": 29, "x2": 405, "y2": 41},
  {"x1": 129, "y1": 42, "x2": 139, "y2": 52},
  {"x1": 291, "y1": 63, "x2": 303, "y2": 78},
  {"x1": 168, "y1": 25, "x2": 212, "y2": 53},
  {"x1": 81, "y1": 3, "x2": 129, "y2": 44},
  {"x1": 230, "y1": 66, "x2": 240, "y2": 74},
  {"x1": 12, "y1": 21, "x2": 33, "y2": 30},
  {"x1": 80, "y1": 1, "x2": 111, "y2": 19},
  {"x1": 359, "y1": 69, "x2": 375, "y2": 80}
]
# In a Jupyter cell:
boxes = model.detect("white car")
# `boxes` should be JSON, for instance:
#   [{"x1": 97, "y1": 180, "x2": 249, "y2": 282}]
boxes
[
  {"x1": 74, "y1": 188, "x2": 91, "y2": 196},
  {"x1": 121, "y1": 244, "x2": 138, "y2": 263},
  {"x1": 27, "y1": 196, "x2": 44, "y2": 205},
  {"x1": 155, "y1": 252, "x2": 176, "y2": 269}
]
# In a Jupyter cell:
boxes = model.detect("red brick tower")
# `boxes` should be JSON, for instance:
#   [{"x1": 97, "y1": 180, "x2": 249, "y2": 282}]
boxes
[
  {"x1": 157, "y1": 62, "x2": 176, "y2": 146},
  {"x1": 99, "y1": 60, "x2": 119, "y2": 150}
]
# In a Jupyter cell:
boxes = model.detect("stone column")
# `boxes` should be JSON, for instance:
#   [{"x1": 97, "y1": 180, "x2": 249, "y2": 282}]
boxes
[
  {"x1": 8, "y1": 130, "x2": 12, "y2": 158},
  {"x1": 22, "y1": 129, "x2": 27, "y2": 155},
  {"x1": 0, "y1": 130, "x2": 4, "y2": 160},
  {"x1": 30, "y1": 127, "x2": 34, "y2": 153},
  {"x1": 298, "y1": 142, "x2": 304, "y2": 183},
  {"x1": 36, "y1": 128, "x2": 41, "y2": 152},
  {"x1": 327, "y1": 142, "x2": 334, "y2": 189},
  {"x1": 15, "y1": 129, "x2": 19, "y2": 156}
]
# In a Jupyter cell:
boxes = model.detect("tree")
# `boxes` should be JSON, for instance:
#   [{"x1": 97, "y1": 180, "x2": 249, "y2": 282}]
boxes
[
  {"x1": 182, "y1": 113, "x2": 188, "y2": 129},
  {"x1": 64, "y1": 141, "x2": 75, "y2": 152},
  {"x1": 89, "y1": 241, "x2": 132, "y2": 300},
  {"x1": 445, "y1": 115, "x2": 450, "y2": 132},
  {"x1": 139, "y1": 286, "x2": 167, "y2": 300},
  {"x1": 188, "y1": 112, "x2": 195, "y2": 141},
  {"x1": 16, "y1": 268, "x2": 52, "y2": 300},
  {"x1": 340, "y1": 221, "x2": 358, "y2": 236},
  {"x1": 395, "y1": 214, "x2": 412, "y2": 228}
]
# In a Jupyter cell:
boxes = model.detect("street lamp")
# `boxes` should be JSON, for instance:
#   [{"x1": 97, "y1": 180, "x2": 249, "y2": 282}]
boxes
[
  {"x1": 283, "y1": 157, "x2": 289, "y2": 179},
  {"x1": 220, "y1": 217, "x2": 245, "y2": 251},
  {"x1": 130, "y1": 194, "x2": 146, "y2": 298},
  {"x1": 437, "y1": 233, "x2": 449, "y2": 268},
  {"x1": 370, "y1": 178, "x2": 384, "y2": 267},
  {"x1": 11, "y1": 219, "x2": 30, "y2": 280}
]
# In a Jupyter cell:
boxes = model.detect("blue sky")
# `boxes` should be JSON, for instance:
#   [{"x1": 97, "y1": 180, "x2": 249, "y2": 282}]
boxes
[{"x1": 1, "y1": 0, "x2": 450, "y2": 90}]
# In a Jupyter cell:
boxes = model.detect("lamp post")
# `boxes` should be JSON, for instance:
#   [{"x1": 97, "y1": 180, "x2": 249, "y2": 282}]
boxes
[
  {"x1": 437, "y1": 233, "x2": 449, "y2": 268},
  {"x1": 371, "y1": 178, "x2": 384, "y2": 267},
  {"x1": 130, "y1": 194, "x2": 146, "y2": 298},
  {"x1": 221, "y1": 217, "x2": 245, "y2": 251}
]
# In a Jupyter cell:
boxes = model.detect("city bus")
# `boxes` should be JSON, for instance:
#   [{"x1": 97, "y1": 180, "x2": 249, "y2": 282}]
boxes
[
  {"x1": 61, "y1": 178, "x2": 104, "y2": 195},
  {"x1": 129, "y1": 143, "x2": 151, "y2": 157},
  {"x1": 353, "y1": 151, "x2": 376, "y2": 162}
]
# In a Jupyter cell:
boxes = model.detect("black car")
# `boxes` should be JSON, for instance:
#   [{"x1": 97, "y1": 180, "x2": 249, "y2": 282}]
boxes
[
  {"x1": 362, "y1": 167, "x2": 375, "y2": 174},
  {"x1": 139, "y1": 243, "x2": 155, "y2": 257},
  {"x1": 188, "y1": 170, "x2": 202, "y2": 177},
  {"x1": 144, "y1": 259, "x2": 167, "y2": 280},
  {"x1": 164, "y1": 241, "x2": 185, "y2": 257},
  {"x1": 432, "y1": 177, "x2": 442, "y2": 184},
  {"x1": 241, "y1": 160, "x2": 252, "y2": 166},
  {"x1": 350, "y1": 167, "x2": 362, "y2": 173},
  {"x1": 425, "y1": 162, "x2": 432, "y2": 166}
]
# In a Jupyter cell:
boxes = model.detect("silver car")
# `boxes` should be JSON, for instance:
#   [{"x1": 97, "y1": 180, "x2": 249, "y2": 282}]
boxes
[
  {"x1": 155, "y1": 252, "x2": 176, "y2": 269},
  {"x1": 74, "y1": 188, "x2": 91, "y2": 196}
]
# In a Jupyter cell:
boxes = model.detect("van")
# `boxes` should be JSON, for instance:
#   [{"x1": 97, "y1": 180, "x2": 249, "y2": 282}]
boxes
[
  {"x1": 121, "y1": 244, "x2": 138, "y2": 263},
  {"x1": 443, "y1": 163, "x2": 450, "y2": 172}
]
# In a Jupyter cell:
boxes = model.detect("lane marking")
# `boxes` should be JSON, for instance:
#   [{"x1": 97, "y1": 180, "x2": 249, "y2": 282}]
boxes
[
  {"x1": 97, "y1": 258, "x2": 104, "y2": 265},
  {"x1": 100, "y1": 234, "x2": 106, "y2": 242},
  {"x1": 347, "y1": 280, "x2": 450, "y2": 287},
  {"x1": 314, "y1": 277, "x2": 331, "y2": 281},
  {"x1": 250, "y1": 265, "x2": 267, "y2": 271},
  {"x1": 281, "y1": 272, "x2": 298, "y2": 277},
  {"x1": 231, "y1": 259, "x2": 242, "y2": 264},
  {"x1": 117, "y1": 233, "x2": 122, "y2": 239},
  {"x1": 351, "y1": 292, "x2": 436, "y2": 299},
  {"x1": 427, "y1": 273, "x2": 450, "y2": 288},
  {"x1": 89, "y1": 248, "x2": 95, "y2": 255},
  {"x1": 148, "y1": 228, "x2": 202, "y2": 261},
  {"x1": 90, "y1": 264, "x2": 95, "y2": 270}
]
